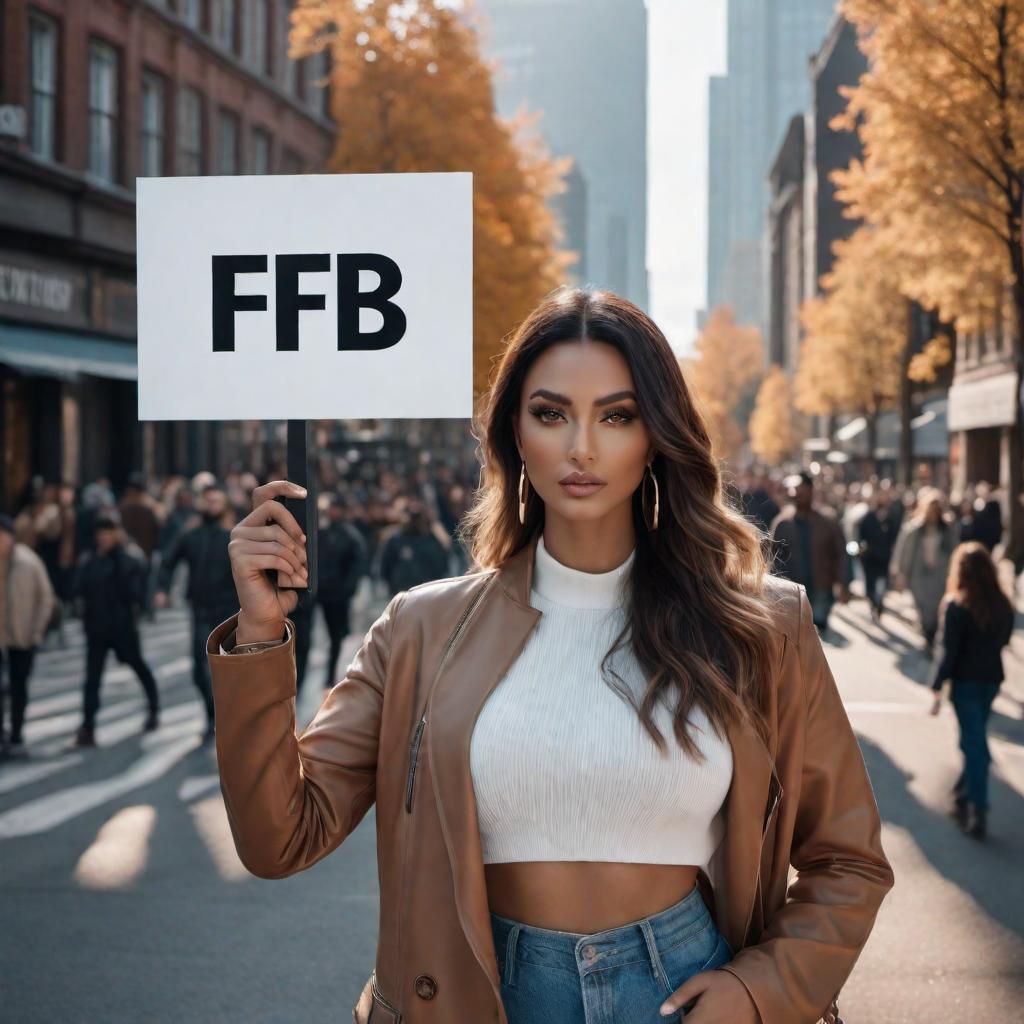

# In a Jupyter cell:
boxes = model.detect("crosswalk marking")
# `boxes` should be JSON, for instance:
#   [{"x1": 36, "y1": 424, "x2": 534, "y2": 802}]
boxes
[{"x1": 0, "y1": 604, "x2": 374, "y2": 843}]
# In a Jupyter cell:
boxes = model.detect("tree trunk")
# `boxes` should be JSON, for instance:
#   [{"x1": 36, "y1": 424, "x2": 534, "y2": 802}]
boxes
[
  {"x1": 865, "y1": 408, "x2": 879, "y2": 479},
  {"x1": 897, "y1": 304, "x2": 915, "y2": 486},
  {"x1": 1006, "y1": 238, "x2": 1024, "y2": 563}
]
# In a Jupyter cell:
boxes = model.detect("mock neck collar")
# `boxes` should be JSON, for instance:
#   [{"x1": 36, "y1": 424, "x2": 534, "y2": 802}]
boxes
[{"x1": 531, "y1": 532, "x2": 634, "y2": 609}]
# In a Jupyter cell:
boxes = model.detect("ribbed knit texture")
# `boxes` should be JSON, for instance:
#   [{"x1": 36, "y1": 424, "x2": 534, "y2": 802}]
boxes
[{"x1": 469, "y1": 534, "x2": 734, "y2": 866}]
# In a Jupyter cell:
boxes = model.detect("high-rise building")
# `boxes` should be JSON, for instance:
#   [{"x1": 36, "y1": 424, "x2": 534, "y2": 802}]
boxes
[
  {"x1": 706, "y1": 0, "x2": 836, "y2": 335},
  {"x1": 478, "y1": 0, "x2": 648, "y2": 309}
]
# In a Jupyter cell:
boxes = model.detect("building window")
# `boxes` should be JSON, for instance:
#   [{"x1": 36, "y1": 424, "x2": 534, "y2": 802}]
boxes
[
  {"x1": 28, "y1": 10, "x2": 58, "y2": 161},
  {"x1": 211, "y1": 0, "x2": 237, "y2": 53},
  {"x1": 218, "y1": 109, "x2": 239, "y2": 174},
  {"x1": 250, "y1": 127, "x2": 271, "y2": 174},
  {"x1": 178, "y1": 85, "x2": 204, "y2": 175},
  {"x1": 279, "y1": 1, "x2": 297, "y2": 94},
  {"x1": 307, "y1": 49, "x2": 330, "y2": 118},
  {"x1": 140, "y1": 71, "x2": 166, "y2": 177},
  {"x1": 179, "y1": 0, "x2": 201, "y2": 29},
  {"x1": 281, "y1": 148, "x2": 303, "y2": 175},
  {"x1": 245, "y1": 0, "x2": 270, "y2": 75},
  {"x1": 88, "y1": 39, "x2": 120, "y2": 184}
]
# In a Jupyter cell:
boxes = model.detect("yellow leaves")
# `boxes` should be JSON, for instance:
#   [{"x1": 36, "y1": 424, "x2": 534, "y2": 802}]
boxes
[
  {"x1": 908, "y1": 334, "x2": 953, "y2": 382},
  {"x1": 750, "y1": 366, "x2": 800, "y2": 466},
  {"x1": 835, "y1": 0, "x2": 1024, "y2": 341},
  {"x1": 795, "y1": 225, "x2": 908, "y2": 417},
  {"x1": 686, "y1": 307, "x2": 765, "y2": 462}
]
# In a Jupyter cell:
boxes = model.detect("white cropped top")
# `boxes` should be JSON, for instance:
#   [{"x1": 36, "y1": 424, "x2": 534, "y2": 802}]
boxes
[{"x1": 469, "y1": 534, "x2": 734, "y2": 866}]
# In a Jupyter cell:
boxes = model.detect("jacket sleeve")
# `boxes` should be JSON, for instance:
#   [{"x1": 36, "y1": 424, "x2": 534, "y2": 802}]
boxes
[
  {"x1": 206, "y1": 590, "x2": 406, "y2": 879},
  {"x1": 718, "y1": 588, "x2": 895, "y2": 1024}
]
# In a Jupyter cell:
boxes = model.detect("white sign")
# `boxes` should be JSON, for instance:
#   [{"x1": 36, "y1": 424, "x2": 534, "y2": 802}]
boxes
[{"x1": 136, "y1": 172, "x2": 473, "y2": 421}]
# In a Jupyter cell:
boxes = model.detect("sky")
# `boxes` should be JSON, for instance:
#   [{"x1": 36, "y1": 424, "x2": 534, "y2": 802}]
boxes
[{"x1": 646, "y1": 0, "x2": 727, "y2": 357}]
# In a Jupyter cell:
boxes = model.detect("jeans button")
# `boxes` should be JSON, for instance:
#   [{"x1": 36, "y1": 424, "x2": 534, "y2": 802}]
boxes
[{"x1": 582, "y1": 944, "x2": 596, "y2": 961}]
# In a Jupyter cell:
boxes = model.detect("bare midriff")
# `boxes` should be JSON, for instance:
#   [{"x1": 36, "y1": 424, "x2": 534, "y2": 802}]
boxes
[{"x1": 484, "y1": 861, "x2": 702, "y2": 933}]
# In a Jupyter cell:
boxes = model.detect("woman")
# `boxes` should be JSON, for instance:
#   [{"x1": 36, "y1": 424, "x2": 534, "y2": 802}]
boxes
[
  {"x1": 208, "y1": 288, "x2": 893, "y2": 1024},
  {"x1": 928, "y1": 541, "x2": 1015, "y2": 840},
  {"x1": 891, "y1": 487, "x2": 957, "y2": 652}
]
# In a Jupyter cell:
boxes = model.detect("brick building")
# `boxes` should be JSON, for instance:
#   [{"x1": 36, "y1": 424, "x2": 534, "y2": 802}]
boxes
[{"x1": 0, "y1": 0, "x2": 334, "y2": 511}]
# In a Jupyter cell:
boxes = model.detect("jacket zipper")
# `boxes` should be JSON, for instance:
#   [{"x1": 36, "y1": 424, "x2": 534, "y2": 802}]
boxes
[
  {"x1": 404, "y1": 714, "x2": 427, "y2": 812},
  {"x1": 403, "y1": 577, "x2": 494, "y2": 814},
  {"x1": 742, "y1": 763, "x2": 783, "y2": 946}
]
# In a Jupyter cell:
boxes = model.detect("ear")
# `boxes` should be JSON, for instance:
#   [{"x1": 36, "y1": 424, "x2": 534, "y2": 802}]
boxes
[{"x1": 513, "y1": 413, "x2": 523, "y2": 461}]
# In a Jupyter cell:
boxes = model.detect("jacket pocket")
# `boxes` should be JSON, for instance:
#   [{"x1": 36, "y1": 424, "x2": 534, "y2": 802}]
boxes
[{"x1": 404, "y1": 714, "x2": 427, "y2": 813}]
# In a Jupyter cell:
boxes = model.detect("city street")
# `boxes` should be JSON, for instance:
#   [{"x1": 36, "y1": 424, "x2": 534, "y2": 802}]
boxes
[{"x1": 1, "y1": 586, "x2": 1022, "y2": 1022}]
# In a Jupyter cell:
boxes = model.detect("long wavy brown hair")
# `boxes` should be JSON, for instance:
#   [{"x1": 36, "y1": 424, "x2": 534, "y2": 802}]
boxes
[
  {"x1": 458, "y1": 286, "x2": 780, "y2": 758},
  {"x1": 943, "y1": 541, "x2": 1014, "y2": 633}
]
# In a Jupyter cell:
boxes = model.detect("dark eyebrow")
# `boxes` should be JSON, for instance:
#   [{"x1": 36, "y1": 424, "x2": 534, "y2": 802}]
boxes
[{"x1": 528, "y1": 388, "x2": 637, "y2": 406}]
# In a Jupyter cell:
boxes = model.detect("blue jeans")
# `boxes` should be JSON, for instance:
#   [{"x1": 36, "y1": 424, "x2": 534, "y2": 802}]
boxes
[
  {"x1": 808, "y1": 585, "x2": 834, "y2": 630},
  {"x1": 950, "y1": 679, "x2": 1001, "y2": 811},
  {"x1": 490, "y1": 882, "x2": 733, "y2": 1024}
]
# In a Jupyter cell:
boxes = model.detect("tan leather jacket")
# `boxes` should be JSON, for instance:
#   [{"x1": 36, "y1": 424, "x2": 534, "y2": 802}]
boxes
[{"x1": 207, "y1": 532, "x2": 894, "y2": 1024}]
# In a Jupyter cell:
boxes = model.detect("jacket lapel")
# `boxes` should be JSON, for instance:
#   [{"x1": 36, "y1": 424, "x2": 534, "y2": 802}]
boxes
[
  {"x1": 427, "y1": 535, "x2": 542, "y2": 997},
  {"x1": 714, "y1": 707, "x2": 777, "y2": 952},
  {"x1": 427, "y1": 531, "x2": 777, "y2": 1003}
]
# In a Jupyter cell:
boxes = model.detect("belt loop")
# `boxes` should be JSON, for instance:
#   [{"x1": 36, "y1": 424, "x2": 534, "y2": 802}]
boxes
[
  {"x1": 639, "y1": 919, "x2": 670, "y2": 991},
  {"x1": 503, "y1": 924, "x2": 521, "y2": 987}
]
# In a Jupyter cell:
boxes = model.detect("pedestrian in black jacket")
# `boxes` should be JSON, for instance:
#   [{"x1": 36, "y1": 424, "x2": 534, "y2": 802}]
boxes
[
  {"x1": 857, "y1": 488, "x2": 899, "y2": 622},
  {"x1": 154, "y1": 484, "x2": 238, "y2": 741},
  {"x1": 928, "y1": 541, "x2": 1015, "y2": 840},
  {"x1": 290, "y1": 494, "x2": 369, "y2": 693},
  {"x1": 71, "y1": 515, "x2": 160, "y2": 748}
]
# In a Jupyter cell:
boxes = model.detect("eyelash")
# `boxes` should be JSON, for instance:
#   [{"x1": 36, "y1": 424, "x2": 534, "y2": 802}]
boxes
[{"x1": 528, "y1": 405, "x2": 636, "y2": 425}]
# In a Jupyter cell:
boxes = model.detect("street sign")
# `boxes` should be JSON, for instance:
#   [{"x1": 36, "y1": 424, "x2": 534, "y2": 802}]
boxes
[{"x1": 136, "y1": 171, "x2": 473, "y2": 421}]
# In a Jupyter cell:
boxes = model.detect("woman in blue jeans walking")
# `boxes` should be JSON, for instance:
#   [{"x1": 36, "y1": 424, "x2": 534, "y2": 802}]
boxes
[{"x1": 928, "y1": 541, "x2": 1015, "y2": 840}]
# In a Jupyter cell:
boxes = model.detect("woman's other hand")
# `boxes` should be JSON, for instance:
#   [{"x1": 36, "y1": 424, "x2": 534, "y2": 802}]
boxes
[
  {"x1": 228, "y1": 480, "x2": 308, "y2": 642},
  {"x1": 659, "y1": 967, "x2": 759, "y2": 1022}
]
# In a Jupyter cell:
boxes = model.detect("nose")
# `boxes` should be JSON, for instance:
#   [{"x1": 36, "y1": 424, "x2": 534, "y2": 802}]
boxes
[{"x1": 567, "y1": 423, "x2": 597, "y2": 464}]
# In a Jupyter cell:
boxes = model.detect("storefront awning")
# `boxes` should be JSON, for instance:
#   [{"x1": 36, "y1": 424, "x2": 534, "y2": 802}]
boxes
[{"x1": 0, "y1": 323, "x2": 137, "y2": 381}]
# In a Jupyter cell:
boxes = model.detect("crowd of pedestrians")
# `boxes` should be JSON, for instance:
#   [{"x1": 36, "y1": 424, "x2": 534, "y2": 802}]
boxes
[
  {"x1": 0, "y1": 444, "x2": 477, "y2": 760},
  {"x1": 1, "y1": 455, "x2": 1018, "y2": 845},
  {"x1": 734, "y1": 466, "x2": 1015, "y2": 842}
]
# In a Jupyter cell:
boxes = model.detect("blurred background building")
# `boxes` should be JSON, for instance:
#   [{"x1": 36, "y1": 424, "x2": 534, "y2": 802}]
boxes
[
  {"x1": 479, "y1": 0, "x2": 649, "y2": 311},
  {"x1": 703, "y1": 0, "x2": 837, "y2": 336}
]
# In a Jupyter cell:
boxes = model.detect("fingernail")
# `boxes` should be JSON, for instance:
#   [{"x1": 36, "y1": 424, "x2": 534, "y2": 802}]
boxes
[
  {"x1": 298, "y1": 487, "x2": 307, "y2": 496},
  {"x1": 660, "y1": 1006, "x2": 672, "y2": 1016}
]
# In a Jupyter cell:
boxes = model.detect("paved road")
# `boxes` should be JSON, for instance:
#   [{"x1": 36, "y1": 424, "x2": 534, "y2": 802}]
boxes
[{"x1": 1, "y1": 587, "x2": 1022, "y2": 1022}]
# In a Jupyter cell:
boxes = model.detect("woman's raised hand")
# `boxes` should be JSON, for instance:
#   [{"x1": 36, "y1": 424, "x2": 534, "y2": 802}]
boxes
[{"x1": 229, "y1": 480, "x2": 309, "y2": 643}]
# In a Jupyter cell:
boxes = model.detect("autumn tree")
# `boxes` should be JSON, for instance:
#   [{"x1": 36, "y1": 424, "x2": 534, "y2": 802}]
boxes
[
  {"x1": 290, "y1": 0, "x2": 575, "y2": 402},
  {"x1": 749, "y1": 366, "x2": 799, "y2": 466},
  {"x1": 795, "y1": 225, "x2": 910, "y2": 464},
  {"x1": 834, "y1": 0, "x2": 1024, "y2": 554},
  {"x1": 684, "y1": 306, "x2": 764, "y2": 463}
]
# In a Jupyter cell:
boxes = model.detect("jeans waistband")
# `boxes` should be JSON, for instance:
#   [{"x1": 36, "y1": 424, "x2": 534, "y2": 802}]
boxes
[{"x1": 489, "y1": 881, "x2": 713, "y2": 975}]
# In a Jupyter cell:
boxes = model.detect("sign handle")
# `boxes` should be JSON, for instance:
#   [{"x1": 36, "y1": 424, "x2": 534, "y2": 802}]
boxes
[{"x1": 276, "y1": 419, "x2": 318, "y2": 607}]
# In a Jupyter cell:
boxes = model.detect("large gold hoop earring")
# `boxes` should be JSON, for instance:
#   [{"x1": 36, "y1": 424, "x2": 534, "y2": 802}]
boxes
[
  {"x1": 642, "y1": 462, "x2": 660, "y2": 531},
  {"x1": 518, "y1": 461, "x2": 529, "y2": 525}
]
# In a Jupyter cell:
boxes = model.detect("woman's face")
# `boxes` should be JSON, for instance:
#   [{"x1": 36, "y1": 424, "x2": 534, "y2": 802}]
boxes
[{"x1": 513, "y1": 340, "x2": 653, "y2": 526}]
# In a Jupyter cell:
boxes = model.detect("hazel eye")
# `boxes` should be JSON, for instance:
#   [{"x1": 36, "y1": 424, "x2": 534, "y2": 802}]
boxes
[
  {"x1": 528, "y1": 405, "x2": 563, "y2": 422},
  {"x1": 605, "y1": 409, "x2": 635, "y2": 424}
]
